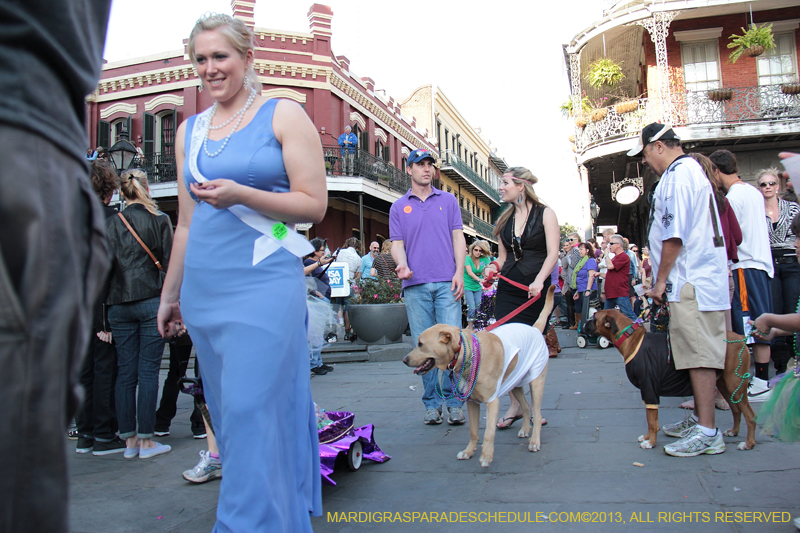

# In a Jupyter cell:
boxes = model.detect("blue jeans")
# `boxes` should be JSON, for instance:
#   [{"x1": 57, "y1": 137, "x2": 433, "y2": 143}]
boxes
[
  {"x1": 463, "y1": 289, "x2": 482, "y2": 321},
  {"x1": 604, "y1": 296, "x2": 636, "y2": 321},
  {"x1": 404, "y1": 282, "x2": 463, "y2": 410},
  {"x1": 109, "y1": 296, "x2": 165, "y2": 439}
]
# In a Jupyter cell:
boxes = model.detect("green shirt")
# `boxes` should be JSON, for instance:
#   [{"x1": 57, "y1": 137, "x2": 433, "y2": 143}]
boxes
[{"x1": 463, "y1": 256, "x2": 489, "y2": 292}]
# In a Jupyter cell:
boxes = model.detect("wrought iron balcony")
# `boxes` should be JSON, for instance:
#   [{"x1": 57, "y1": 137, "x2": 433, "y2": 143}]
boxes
[
  {"x1": 460, "y1": 206, "x2": 496, "y2": 240},
  {"x1": 440, "y1": 150, "x2": 501, "y2": 204},
  {"x1": 472, "y1": 217, "x2": 496, "y2": 240},
  {"x1": 133, "y1": 152, "x2": 177, "y2": 183},
  {"x1": 323, "y1": 145, "x2": 410, "y2": 194},
  {"x1": 572, "y1": 83, "x2": 800, "y2": 153}
]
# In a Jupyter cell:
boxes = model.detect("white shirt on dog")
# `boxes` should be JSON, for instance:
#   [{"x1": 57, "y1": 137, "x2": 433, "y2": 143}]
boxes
[{"x1": 487, "y1": 323, "x2": 548, "y2": 403}]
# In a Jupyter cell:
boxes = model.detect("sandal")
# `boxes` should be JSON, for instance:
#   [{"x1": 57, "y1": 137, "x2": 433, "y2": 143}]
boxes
[{"x1": 496, "y1": 415, "x2": 522, "y2": 430}]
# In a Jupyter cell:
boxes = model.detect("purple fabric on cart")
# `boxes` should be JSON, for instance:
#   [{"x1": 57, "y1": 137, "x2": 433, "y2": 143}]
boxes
[{"x1": 318, "y1": 412, "x2": 390, "y2": 485}]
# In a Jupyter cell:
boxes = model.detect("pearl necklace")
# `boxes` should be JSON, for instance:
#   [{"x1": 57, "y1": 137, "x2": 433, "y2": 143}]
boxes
[{"x1": 203, "y1": 88, "x2": 256, "y2": 158}]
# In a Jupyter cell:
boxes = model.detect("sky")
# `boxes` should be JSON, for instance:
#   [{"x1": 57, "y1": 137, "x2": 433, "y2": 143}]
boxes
[{"x1": 104, "y1": 0, "x2": 603, "y2": 228}]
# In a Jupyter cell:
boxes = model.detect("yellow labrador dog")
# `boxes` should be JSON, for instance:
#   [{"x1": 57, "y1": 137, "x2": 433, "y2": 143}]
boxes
[{"x1": 403, "y1": 286, "x2": 555, "y2": 467}]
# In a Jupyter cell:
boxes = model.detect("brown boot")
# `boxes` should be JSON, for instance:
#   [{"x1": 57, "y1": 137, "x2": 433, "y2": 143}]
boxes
[
  {"x1": 569, "y1": 313, "x2": 579, "y2": 330},
  {"x1": 545, "y1": 328, "x2": 561, "y2": 357}
]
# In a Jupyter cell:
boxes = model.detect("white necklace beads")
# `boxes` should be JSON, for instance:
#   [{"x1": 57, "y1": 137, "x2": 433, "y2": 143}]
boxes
[{"x1": 203, "y1": 88, "x2": 257, "y2": 158}]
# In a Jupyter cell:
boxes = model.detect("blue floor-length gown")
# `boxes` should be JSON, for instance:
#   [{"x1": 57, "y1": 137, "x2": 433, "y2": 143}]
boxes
[{"x1": 180, "y1": 99, "x2": 322, "y2": 532}]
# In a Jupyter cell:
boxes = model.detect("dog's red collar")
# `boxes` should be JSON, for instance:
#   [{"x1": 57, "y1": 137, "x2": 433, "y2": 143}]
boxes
[
  {"x1": 448, "y1": 342, "x2": 461, "y2": 370},
  {"x1": 614, "y1": 321, "x2": 642, "y2": 349}
]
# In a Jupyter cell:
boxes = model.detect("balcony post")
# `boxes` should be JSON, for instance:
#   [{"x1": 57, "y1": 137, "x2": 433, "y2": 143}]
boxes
[
  {"x1": 569, "y1": 51, "x2": 582, "y2": 148},
  {"x1": 636, "y1": 11, "x2": 679, "y2": 124},
  {"x1": 358, "y1": 193, "x2": 364, "y2": 247}
]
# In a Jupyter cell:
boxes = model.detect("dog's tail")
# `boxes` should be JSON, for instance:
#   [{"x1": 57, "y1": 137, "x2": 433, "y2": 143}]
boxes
[{"x1": 533, "y1": 285, "x2": 556, "y2": 333}]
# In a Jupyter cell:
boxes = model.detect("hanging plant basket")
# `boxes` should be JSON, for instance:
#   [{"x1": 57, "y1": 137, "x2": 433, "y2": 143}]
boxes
[
  {"x1": 727, "y1": 23, "x2": 775, "y2": 63},
  {"x1": 575, "y1": 116, "x2": 587, "y2": 129},
  {"x1": 781, "y1": 84, "x2": 800, "y2": 95},
  {"x1": 742, "y1": 44, "x2": 765, "y2": 57},
  {"x1": 615, "y1": 100, "x2": 639, "y2": 114},
  {"x1": 708, "y1": 89, "x2": 734, "y2": 102},
  {"x1": 588, "y1": 108, "x2": 608, "y2": 122}
]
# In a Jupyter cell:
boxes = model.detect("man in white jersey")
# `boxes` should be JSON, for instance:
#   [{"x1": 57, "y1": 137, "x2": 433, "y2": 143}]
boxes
[
  {"x1": 709, "y1": 150, "x2": 774, "y2": 403},
  {"x1": 630, "y1": 123, "x2": 730, "y2": 457}
]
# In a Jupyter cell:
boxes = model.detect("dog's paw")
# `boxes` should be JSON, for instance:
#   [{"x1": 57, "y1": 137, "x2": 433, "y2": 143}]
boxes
[
  {"x1": 456, "y1": 450, "x2": 473, "y2": 460},
  {"x1": 528, "y1": 440, "x2": 541, "y2": 452},
  {"x1": 723, "y1": 429, "x2": 737, "y2": 437},
  {"x1": 517, "y1": 428, "x2": 530, "y2": 438},
  {"x1": 639, "y1": 439, "x2": 654, "y2": 449},
  {"x1": 737, "y1": 441, "x2": 754, "y2": 451},
  {"x1": 479, "y1": 454, "x2": 492, "y2": 468}
]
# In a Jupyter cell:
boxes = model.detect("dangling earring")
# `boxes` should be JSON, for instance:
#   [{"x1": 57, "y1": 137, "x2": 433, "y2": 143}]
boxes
[
  {"x1": 517, "y1": 193, "x2": 523, "y2": 204},
  {"x1": 243, "y1": 78, "x2": 248, "y2": 89},
  {"x1": 198, "y1": 82, "x2": 203, "y2": 93}
]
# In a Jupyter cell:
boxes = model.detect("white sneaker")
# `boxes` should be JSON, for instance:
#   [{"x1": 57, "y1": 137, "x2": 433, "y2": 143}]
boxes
[
  {"x1": 182, "y1": 451, "x2": 222, "y2": 483},
  {"x1": 793, "y1": 516, "x2": 799, "y2": 530},
  {"x1": 748, "y1": 377, "x2": 772, "y2": 403},
  {"x1": 663, "y1": 426, "x2": 725, "y2": 457}
]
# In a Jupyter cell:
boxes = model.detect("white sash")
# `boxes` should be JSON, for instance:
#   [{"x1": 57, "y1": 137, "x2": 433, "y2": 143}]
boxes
[{"x1": 189, "y1": 108, "x2": 314, "y2": 265}]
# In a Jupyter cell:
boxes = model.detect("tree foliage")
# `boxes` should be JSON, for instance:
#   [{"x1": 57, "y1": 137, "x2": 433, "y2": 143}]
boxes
[{"x1": 560, "y1": 223, "x2": 579, "y2": 241}]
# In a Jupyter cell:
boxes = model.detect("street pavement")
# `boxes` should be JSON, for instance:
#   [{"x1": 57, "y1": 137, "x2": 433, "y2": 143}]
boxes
[{"x1": 68, "y1": 331, "x2": 799, "y2": 532}]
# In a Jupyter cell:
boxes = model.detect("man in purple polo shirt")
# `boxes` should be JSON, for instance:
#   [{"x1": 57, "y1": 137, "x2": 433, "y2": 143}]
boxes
[{"x1": 391, "y1": 148, "x2": 466, "y2": 425}]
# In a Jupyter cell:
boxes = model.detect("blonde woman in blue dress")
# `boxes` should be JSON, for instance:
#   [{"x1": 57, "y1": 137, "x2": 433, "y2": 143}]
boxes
[{"x1": 157, "y1": 13, "x2": 326, "y2": 532}]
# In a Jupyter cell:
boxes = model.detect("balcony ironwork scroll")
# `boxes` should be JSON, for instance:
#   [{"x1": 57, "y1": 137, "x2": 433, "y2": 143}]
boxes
[
  {"x1": 323, "y1": 145, "x2": 411, "y2": 194},
  {"x1": 441, "y1": 150, "x2": 501, "y2": 204},
  {"x1": 573, "y1": 84, "x2": 800, "y2": 153},
  {"x1": 134, "y1": 151, "x2": 177, "y2": 183},
  {"x1": 672, "y1": 85, "x2": 800, "y2": 125}
]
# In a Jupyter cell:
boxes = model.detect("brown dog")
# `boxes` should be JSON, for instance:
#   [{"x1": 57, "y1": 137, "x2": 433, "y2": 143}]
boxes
[
  {"x1": 402, "y1": 286, "x2": 555, "y2": 467},
  {"x1": 584, "y1": 309, "x2": 756, "y2": 450}
]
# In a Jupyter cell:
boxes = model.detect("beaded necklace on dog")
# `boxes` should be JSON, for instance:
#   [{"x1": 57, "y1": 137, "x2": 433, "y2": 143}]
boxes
[{"x1": 435, "y1": 331, "x2": 481, "y2": 402}]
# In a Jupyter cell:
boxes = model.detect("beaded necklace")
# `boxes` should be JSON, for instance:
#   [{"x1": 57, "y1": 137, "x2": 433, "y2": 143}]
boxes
[
  {"x1": 203, "y1": 88, "x2": 257, "y2": 158},
  {"x1": 435, "y1": 332, "x2": 482, "y2": 402}
]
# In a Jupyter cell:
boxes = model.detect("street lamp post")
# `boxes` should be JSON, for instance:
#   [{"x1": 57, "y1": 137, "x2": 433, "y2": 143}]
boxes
[{"x1": 108, "y1": 127, "x2": 138, "y2": 175}]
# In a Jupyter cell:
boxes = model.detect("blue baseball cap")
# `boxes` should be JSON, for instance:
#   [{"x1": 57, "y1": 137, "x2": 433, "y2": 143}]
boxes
[{"x1": 407, "y1": 149, "x2": 436, "y2": 165}]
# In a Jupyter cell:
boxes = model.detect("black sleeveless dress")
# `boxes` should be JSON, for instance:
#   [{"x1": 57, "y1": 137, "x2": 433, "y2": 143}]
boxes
[{"x1": 494, "y1": 204, "x2": 551, "y2": 325}]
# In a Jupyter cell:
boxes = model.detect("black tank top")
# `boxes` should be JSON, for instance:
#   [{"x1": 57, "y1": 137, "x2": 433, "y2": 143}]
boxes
[{"x1": 500, "y1": 204, "x2": 547, "y2": 278}]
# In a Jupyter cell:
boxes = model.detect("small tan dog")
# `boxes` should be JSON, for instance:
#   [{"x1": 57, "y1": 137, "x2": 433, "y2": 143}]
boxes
[
  {"x1": 584, "y1": 309, "x2": 756, "y2": 451},
  {"x1": 403, "y1": 286, "x2": 555, "y2": 467}
]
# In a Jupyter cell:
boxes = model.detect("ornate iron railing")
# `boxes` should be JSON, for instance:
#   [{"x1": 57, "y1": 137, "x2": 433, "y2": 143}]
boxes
[
  {"x1": 134, "y1": 152, "x2": 177, "y2": 183},
  {"x1": 573, "y1": 84, "x2": 800, "y2": 153},
  {"x1": 472, "y1": 217, "x2": 496, "y2": 240},
  {"x1": 460, "y1": 206, "x2": 496, "y2": 239},
  {"x1": 460, "y1": 207, "x2": 473, "y2": 226},
  {"x1": 441, "y1": 150, "x2": 501, "y2": 203},
  {"x1": 323, "y1": 145, "x2": 410, "y2": 194},
  {"x1": 672, "y1": 84, "x2": 800, "y2": 125}
]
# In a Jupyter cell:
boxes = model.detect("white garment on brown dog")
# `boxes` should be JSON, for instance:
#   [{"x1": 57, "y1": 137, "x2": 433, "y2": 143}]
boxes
[{"x1": 487, "y1": 323, "x2": 549, "y2": 402}]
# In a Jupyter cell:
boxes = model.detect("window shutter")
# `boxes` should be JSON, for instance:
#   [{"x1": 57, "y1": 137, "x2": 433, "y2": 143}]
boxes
[
  {"x1": 125, "y1": 115, "x2": 132, "y2": 138},
  {"x1": 143, "y1": 112, "x2": 155, "y2": 157},
  {"x1": 98, "y1": 120, "x2": 110, "y2": 149}
]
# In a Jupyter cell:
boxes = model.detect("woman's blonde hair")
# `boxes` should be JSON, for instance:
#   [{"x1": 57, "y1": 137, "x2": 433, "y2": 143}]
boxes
[
  {"x1": 494, "y1": 166, "x2": 545, "y2": 237},
  {"x1": 188, "y1": 13, "x2": 261, "y2": 92},
  {"x1": 468, "y1": 240, "x2": 491, "y2": 256},
  {"x1": 380, "y1": 240, "x2": 392, "y2": 254},
  {"x1": 120, "y1": 169, "x2": 159, "y2": 215},
  {"x1": 756, "y1": 167, "x2": 782, "y2": 188}
]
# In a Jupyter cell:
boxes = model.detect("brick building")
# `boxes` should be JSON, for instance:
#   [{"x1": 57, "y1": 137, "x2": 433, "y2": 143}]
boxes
[
  {"x1": 86, "y1": 1, "x2": 508, "y2": 252},
  {"x1": 564, "y1": 0, "x2": 800, "y2": 242}
]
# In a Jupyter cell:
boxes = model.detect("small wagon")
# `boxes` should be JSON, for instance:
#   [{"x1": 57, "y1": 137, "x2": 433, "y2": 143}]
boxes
[{"x1": 317, "y1": 411, "x2": 390, "y2": 485}]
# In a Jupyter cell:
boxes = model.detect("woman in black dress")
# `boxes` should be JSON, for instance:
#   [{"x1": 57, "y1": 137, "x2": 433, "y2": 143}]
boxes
[{"x1": 484, "y1": 167, "x2": 560, "y2": 429}]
